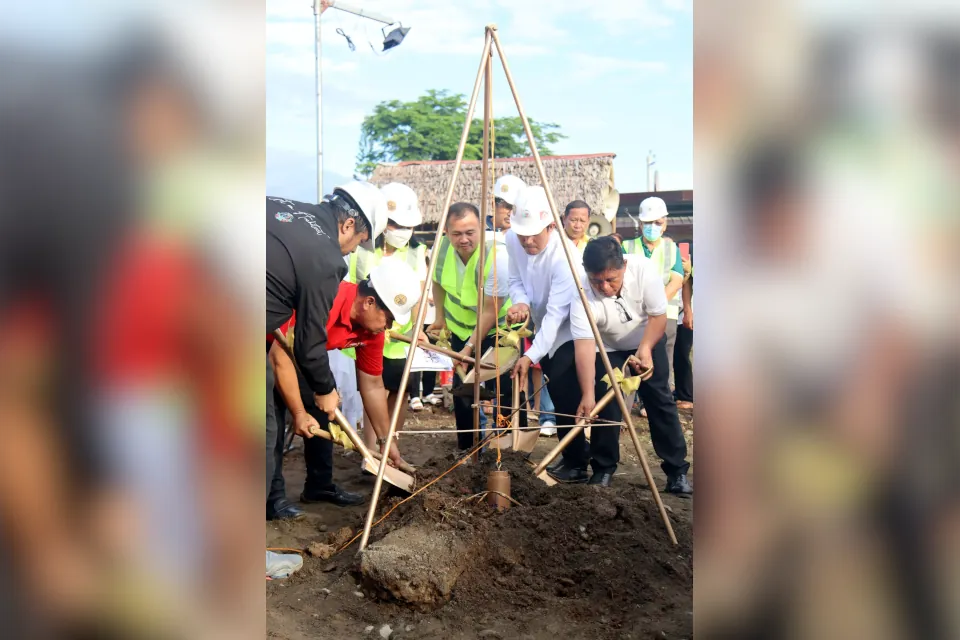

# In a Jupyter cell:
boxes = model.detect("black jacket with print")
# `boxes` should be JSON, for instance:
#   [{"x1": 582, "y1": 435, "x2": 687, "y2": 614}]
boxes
[{"x1": 266, "y1": 196, "x2": 346, "y2": 396}]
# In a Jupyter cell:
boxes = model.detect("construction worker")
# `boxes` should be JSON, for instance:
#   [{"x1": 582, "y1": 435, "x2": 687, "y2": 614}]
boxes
[
  {"x1": 490, "y1": 175, "x2": 526, "y2": 239},
  {"x1": 268, "y1": 261, "x2": 422, "y2": 517},
  {"x1": 506, "y1": 186, "x2": 592, "y2": 475},
  {"x1": 569, "y1": 237, "x2": 692, "y2": 492},
  {"x1": 674, "y1": 256, "x2": 694, "y2": 410},
  {"x1": 427, "y1": 202, "x2": 524, "y2": 457},
  {"x1": 563, "y1": 199, "x2": 592, "y2": 254},
  {"x1": 265, "y1": 180, "x2": 388, "y2": 511},
  {"x1": 343, "y1": 182, "x2": 428, "y2": 450},
  {"x1": 622, "y1": 196, "x2": 684, "y2": 384}
]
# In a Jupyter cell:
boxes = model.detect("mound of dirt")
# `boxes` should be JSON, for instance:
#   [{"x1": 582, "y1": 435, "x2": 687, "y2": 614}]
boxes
[
  {"x1": 357, "y1": 451, "x2": 692, "y2": 634},
  {"x1": 361, "y1": 525, "x2": 477, "y2": 608}
]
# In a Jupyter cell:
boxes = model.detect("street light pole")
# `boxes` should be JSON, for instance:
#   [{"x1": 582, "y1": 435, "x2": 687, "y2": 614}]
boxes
[
  {"x1": 313, "y1": 0, "x2": 408, "y2": 200},
  {"x1": 314, "y1": 0, "x2": 325, "y2": 202}
]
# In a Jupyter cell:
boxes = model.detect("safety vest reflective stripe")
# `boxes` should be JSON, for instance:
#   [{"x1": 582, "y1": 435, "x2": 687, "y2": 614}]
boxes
[
  {"x1": 344, "y1": 244, "x2": 427, "y2": 360},
  {"x1": 433, "y1": 237, "x2": 511, "y2": 342},
  {"x1": 623, "y1": 237, "x2": 682, "y2": 320}
]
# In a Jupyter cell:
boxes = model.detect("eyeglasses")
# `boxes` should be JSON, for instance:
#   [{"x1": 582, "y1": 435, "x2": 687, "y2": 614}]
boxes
[{"x1": 614, "y1": 297, "x2": 632, "y2": 323}]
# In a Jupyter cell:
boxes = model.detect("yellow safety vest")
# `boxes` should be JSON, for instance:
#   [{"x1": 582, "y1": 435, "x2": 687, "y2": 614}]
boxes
[
  {"x1": 623, "y1": 237, "x2": 681, "y2": 320},
  {"x1": 344, "y1": 244, "x2": 427, "y2": 360},
  {"x1": 432, "y1": 238, "x2": 511, "y2": 341}
]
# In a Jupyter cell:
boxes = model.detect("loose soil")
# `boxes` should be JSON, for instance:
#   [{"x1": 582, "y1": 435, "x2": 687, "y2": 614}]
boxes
[{"x1": 267, "y1": 405, "x2": 694, "y2": 640}]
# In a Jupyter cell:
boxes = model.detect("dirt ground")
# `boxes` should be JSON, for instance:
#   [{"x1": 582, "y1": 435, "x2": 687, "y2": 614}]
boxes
[{"x1": 267, "y1": 404, "x2": 694, "y2": 640}]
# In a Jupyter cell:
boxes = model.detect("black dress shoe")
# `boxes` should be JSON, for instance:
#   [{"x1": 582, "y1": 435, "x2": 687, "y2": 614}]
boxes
[
  {"x1": 301, "y1": 485, "x2": 366, "y2": 507},
  {"x1": 546, "y1": 459, "x2": 564, "y2": 473},
  {"x1": 267, "y1": 501, "x2": 306, "y2": 521},
  {"x1": 665, "y1": 473, "x2": 693, "y2": 496},
  {"x1": 546, "y1": 465, "x2": 589, "y2": 484},
  {"x1": 588, "y1": 471, "x2": 614, "y2": 487}
]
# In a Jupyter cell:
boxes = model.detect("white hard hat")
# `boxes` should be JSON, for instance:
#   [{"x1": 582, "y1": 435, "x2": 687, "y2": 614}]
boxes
[
  {"x1": 369, "y1": 261, "x2": 422, "y2": 326},
  {"x1": 509, "y1": 186, "x2": 554, "y2": 236},
  {"x1": 638, "y1": 196, "x2": 669, "y2": 222},
  {"x1": 333, "y1": 180, "x2": 388, "y2": 250},
  {"x1": 379, "y1": 183, "x2": 423, "y2": 227},
  {"x1": 494, "y1": 175, "x2": 526, "y2": 206}
]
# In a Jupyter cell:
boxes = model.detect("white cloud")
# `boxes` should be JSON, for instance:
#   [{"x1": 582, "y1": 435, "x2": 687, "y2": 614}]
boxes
[{"x1": 568, "y1": 53, "x2": 667, "y2": 81}]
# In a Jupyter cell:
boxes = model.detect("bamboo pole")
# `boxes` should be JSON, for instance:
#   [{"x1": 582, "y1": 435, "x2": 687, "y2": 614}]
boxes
[
  {"x1": 359, "y1": 31, "x2": 494, "y2": 551},
  {"x1": 332, "y1": 409, "x2": 417, "y2": 476},
  {"x1": 490, "y1": 29, "x2": 677, "y2": 545},
  {"x1": 472, "y1": 31, "x2": 494, "y2": 459},
  {"x1": 533, "y1": 390, "x2": 616, "y2": 475}
]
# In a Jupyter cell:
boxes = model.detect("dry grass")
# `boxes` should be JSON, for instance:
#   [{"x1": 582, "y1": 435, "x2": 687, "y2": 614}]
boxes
[{"x1": 370, "y1": 154, "x2": 617, "y2": 224}]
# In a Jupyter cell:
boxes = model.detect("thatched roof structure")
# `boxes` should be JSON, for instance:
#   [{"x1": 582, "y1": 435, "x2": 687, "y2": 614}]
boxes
[{"x1": 370, "y1": 153, "x2": 617, "y2": 224}]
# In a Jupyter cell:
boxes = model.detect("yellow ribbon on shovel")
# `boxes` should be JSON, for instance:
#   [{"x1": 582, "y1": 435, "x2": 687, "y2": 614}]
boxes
[
  {"x1": 601, "y1": 367, "x2": 644, "y2": 395},
  {"x1": 427, "y1": 328, "x2": 453, "y2": 350},
  {"x1": 495, "y1": 325, "x2": 533, "y2": 350},
  {"x1": 315, "y1": 423, "x2": 355, "y2": 451}
]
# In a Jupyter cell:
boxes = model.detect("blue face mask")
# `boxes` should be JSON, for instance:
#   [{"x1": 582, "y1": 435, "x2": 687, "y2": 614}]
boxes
[{"x1": 642, "y1": 223, "x2": 663, "y2": 241}]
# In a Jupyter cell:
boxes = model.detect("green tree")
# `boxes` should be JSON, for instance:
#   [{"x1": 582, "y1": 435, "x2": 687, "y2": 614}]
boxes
[{"x1": 355, "y1": 89, "x2": 565, "y2": 175}]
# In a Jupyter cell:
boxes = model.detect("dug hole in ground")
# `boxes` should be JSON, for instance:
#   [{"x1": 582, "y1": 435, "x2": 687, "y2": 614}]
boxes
[{"x1": 267, "y1": 405, "x2": 694, "y2": 640}]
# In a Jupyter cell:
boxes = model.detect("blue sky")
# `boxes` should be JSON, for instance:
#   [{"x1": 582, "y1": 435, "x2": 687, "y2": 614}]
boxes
[{"x1": 267, "y1": 0, "x2": 692, "y2": 203}]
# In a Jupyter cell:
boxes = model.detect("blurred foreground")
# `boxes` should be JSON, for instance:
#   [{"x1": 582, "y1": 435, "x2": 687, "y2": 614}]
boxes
[
  {"x1": 695, "y1": 2, "x2": 960, "y2": 638},
  {"x1": 0, "y1": 2, "x2": 264, "y2": 638}
]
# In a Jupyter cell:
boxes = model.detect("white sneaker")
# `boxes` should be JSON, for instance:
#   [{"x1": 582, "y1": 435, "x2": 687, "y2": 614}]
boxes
[
  {"x1": 424, "y1": 393, "x2": 442, "y2": 406},
  {"x1": 409, "y1": 397, "x2": 424, "y2": 411},
  {"x1": 539, "y1": 421, "x2": 557, "y2": 437},
  {"x1": 266, "y1": 550, "x2": 303, "y2": 579}
]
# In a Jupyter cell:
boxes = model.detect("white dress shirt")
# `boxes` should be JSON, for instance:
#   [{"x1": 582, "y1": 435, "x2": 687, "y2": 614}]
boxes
[
  {"x1": 506, "y1": 229, "x2": 584, "y2": 364},
  {"x1": 569, "y1": 254, "x2": 668, "y2": 352}
]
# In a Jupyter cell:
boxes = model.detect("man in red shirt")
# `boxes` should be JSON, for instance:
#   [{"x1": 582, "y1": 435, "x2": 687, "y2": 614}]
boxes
[{"x1": 267, "y1": 262, "x2": 421, "y2": 519}]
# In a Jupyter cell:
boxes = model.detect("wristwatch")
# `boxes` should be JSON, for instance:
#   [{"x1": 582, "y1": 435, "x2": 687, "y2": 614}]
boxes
[{"x1": 377, "y1": 437, "x2": 388, "y2": 447}]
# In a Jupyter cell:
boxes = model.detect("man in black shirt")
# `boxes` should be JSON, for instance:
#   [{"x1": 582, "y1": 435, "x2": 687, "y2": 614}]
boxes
[{"x1": 265, "y1": 181, "x2": 387, "y2": 504}]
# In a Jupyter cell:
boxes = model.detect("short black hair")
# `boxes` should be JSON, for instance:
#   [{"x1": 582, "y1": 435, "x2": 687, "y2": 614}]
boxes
[
  {"x1": 494, "y1": 197, "x2": 514, "y2": 210},
  {"x1": 583, "y1": 236, "x2": 625, "y2": 273},
  {"x1": 357, "y1": 278, "x2": 393, "y2": 321},
  {"x1": 564, "y1": 200, "x2": 591, "y2": 217},
  {"x1": 446, "y1": 202, "x2": 480, "y2": 226},
  {"x1": 329, "y1": 190, "x2": 372, "y2": 237}
]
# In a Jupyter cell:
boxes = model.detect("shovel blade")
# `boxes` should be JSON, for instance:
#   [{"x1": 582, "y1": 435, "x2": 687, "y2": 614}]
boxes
[
  {"x1": 362, "y1": 459, "x2": 415, "y2": 493},
  {"x1": 513, "y1": 428, "x2": 540, "y2": 454},
  {"x1": 535, "y1": 469, "x2": 558, "y2": 486}
]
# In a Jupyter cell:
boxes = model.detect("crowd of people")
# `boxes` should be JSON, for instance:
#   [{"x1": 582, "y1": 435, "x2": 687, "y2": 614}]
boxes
[{"x1": 264, "y1": 176, "x2": 695, "y2": 576}]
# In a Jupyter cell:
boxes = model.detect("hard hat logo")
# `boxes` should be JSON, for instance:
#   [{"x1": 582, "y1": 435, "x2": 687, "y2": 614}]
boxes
[
  {"x1": 387, "y1": 200, "x2": 397, "y2": 211},
  {"x1": 501, "y1": 184, "x2": 509, "y2": 192},
  {"x1": 394, "y1": 294, "x2": 407, "y2": 306}
]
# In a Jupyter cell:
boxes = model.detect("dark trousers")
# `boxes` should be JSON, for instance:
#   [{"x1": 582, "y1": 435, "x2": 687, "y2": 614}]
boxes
[
  {"x1": 539, "y1": 340, "x2": 588, "y2": 467},
  {"x1": 267, "y1": 388, "x2": 335, "y2": 513},
  {"x1": 674, "y1": 323, "x2": 694, "y2": 402},
  {"x1": 588, "y1": 351, "x2": 633, "y2": 474},
  {"x1": 639, "y1": 334, "x2": 689, "y2": 477},
  {"x1": 421, "y1": 370, "x2": 438, "y2": 396},
  {"x1": 266, "y1": 354, "x2": 278, "y2": 502},
  {"x1": 450, "y1": 333, "x2": 527, "y2": 450}
]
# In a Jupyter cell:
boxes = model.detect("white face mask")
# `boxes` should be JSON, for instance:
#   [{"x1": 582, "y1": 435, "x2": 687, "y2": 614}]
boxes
[{"x1": 384, "y1": 227, "x2": 413, "y2": 248}]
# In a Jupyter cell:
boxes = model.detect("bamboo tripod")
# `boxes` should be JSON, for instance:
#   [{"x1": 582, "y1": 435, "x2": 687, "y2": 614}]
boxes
[{"x1": 359, "y1": 25, "x2": 677, "y2": 549}]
